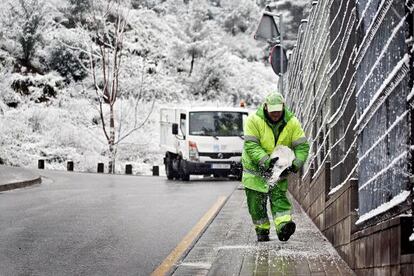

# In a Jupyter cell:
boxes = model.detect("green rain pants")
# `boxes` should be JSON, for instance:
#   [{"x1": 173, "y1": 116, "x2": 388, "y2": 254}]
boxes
[{"x1": 245, "y1": 179, "x2": 292, "y2": 235}]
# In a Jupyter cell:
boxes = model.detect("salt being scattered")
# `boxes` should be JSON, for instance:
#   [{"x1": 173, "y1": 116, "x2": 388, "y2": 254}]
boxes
[{"x1": 268, "y1": 145, "x2": 295, "y2": 186}]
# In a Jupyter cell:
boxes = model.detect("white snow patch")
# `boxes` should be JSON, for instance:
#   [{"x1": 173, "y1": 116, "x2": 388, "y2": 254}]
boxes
[
  {"x1": 355, "y1": 15, "x2": 408, "y2": 98},
  {"x1": 354, "y1": 53, "x2": 410, "y2": 131},
  {"x1": 407, "y1": 0, "x2": 414, "y2": 12},
  {"x1": 359, "y1": 150, "x2": 408, "y2": 191},
  {"x1": 178, "y1": 262, "x2": 212, "y2": 269},
  {"x1": 357, "y1": 0, "x2": 375, "y2": 30},
  {"x1": 329, "y1": 182, "x2": 346, "y2": 196},
  {"x1": 408, "y1": 85, "x2": 414, "y2": 102},
  {"x1": 217, "y1": 245, "x2": 256, "y2": 250},
  {"x1": 355, "y1": 190, "x2": 410, "y2": 225},
  {"x1": 330, "y1": 111, "x2": 409, "y2": 196}
]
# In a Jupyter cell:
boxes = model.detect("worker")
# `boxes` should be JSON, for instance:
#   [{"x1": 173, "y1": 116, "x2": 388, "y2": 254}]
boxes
[
  {"x1": 240, "y1": 99, "x2": 246, "y2": 108},
  {"x1": 241, "y1": 91, "x2": 309, "y2": 242}
]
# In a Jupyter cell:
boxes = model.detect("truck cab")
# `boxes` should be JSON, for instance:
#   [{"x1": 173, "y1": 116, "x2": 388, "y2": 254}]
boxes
[{"x1": 160, "y1": 107, "x2": 249, "y2": 181}]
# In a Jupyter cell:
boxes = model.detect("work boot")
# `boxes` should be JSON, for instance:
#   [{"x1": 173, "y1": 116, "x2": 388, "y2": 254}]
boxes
[
  {"x1": 257, "y1": 234, "x2": 270, "y2": 242},
  {"x1": 277, "y1": 221, "x2": 296, "y2": 242}
]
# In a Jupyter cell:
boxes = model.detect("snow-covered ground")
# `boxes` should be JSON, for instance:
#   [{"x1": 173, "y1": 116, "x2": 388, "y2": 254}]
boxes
[{"x1": 1, "y1": 0, "x2": 309, "y2": 174}]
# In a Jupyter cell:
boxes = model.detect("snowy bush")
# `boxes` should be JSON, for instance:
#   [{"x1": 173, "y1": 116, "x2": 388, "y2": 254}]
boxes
[
  {"x1": 59, "y1": 0, "x2": 92, "y2": 28},
  {"x1": 48, "y1": 44, "x2": 88, "y2": 82},
  {"x1": 0, "y1": 72, "x2": 22, "y2": 107},
  {"x1": 0, "y1": 108, "x2": 40, "y2": 166},
  {"x1": 10, "y1": 72, "x2": 64, "y2": 102},
  {"x1": 131, "y1": 0, "x2": 161, "y2": 10}
]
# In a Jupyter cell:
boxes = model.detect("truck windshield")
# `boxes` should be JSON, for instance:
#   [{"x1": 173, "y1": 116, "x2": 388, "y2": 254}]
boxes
[{"x1": 189, "y1": 111, "x2": 246, "y2": 137}]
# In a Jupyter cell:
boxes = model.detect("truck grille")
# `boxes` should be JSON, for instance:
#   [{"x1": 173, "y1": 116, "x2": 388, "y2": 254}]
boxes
[{"x1": 198, "y1": 152, "x2": 242, "y2": 159}]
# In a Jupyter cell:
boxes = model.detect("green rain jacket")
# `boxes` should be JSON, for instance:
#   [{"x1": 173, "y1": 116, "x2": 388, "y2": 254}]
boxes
[{"x1": 242, "y1": 104, "x2": 310, "y2": 193}]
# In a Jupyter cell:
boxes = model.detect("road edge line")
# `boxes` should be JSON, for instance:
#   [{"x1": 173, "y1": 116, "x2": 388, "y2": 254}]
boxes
[{"x1": 151, "y1": 195, "x2": 228, "y2": 276}]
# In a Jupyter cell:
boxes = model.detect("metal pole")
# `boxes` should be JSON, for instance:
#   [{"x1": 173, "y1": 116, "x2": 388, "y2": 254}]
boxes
[{"x1": 279, "y1": 14, "x2": 284, "y2": 97}]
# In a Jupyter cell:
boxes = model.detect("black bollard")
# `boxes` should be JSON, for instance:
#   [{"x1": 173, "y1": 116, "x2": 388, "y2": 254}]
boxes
[
  {"x1": 97, "y1": 163, "x2": 104, "y2": 173},
  {"x1": 152, "y1": 166, "x2": 159, "y2": 176},
  {"x1": 67, "y1": 161, "x2": 74, "y2": 171},
  {"x1": 125, "y1": 164, "x2": 132, "y2": 175},
  {"x1": 38, "y1": 159, "x2": 45, "y2": 169}
]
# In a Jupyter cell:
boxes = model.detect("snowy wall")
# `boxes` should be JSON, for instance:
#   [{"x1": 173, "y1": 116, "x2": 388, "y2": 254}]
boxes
[
  {"x1": 286, "y1": 0, "x2": 413, "y2": 218},
  {"x1": 355, "y1": 0, "x2": 411, "y2": 218}
]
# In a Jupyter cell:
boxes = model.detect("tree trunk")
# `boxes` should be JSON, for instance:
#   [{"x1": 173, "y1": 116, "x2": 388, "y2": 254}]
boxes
[
  {"x1": 189, "y1": 51, "x2": 195, "y2": 76},
  {"x1": 108, "y1": 104, "x2": 116, "y2": 174}
]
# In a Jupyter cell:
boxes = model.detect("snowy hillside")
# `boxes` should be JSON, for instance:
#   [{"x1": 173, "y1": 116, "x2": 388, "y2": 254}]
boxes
[{"x1": 0, "y1": 0, "x2": 308, "y2": 174}]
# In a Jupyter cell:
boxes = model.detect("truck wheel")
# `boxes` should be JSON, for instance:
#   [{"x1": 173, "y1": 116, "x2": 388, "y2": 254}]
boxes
[
  {"x1": 236, "y1": 173, "x2": 242, "y2": 181},
  {"x1": 165, "y1": 156, "x2": 175, "y2": 180},
  {"x1": 180, "y1": 160, "x2": 190, "y2": 181}
]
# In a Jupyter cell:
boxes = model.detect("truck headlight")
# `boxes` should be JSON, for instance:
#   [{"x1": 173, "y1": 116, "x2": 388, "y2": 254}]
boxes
[{"x1": 189, "y1": 140, "x2": 199, "y2": 161}]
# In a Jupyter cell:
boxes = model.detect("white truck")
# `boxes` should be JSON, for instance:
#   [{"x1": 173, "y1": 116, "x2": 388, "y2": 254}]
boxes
[{"x1": 160, "y1": 106, "x2": 249, "y2": 181}]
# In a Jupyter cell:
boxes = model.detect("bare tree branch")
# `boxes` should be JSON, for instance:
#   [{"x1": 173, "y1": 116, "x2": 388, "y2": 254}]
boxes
[
  {"x1": 66, "y1": 0, "x2": 156, "y2": 173},
  {"x1": 115, "y1": 95, "x2": 156, "y2": 145}
]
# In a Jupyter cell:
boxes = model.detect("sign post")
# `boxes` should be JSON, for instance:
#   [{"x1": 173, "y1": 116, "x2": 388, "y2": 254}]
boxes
[{"x1": 254, "y1": 6, "x2": 287, "y2": 97}]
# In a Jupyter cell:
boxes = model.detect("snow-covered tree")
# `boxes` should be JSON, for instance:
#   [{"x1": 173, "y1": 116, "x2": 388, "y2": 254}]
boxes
[
  {"x1": 84, "y1": 0, "x2": 129, "y2": 173},
  {"x1": 61, "y1": 0, "x2": 92, "y2": 28},
  {"x1": 222, "y1": 0, "x2": 259, "y2": 36},
  {"x1": 184, "y1": 19, "x2": 211, "y2": 76},
  {"x1": 1, "y1": 0, "x2": 47, "y2": 72},
  {"x1": 75, "y1": 0, "x2": 158, "y2": 173},
  {"x1": 47, "y1": 31, "x2": 89, "y2": 82}
]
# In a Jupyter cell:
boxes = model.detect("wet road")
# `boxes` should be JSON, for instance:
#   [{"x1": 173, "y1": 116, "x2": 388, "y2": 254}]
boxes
[{"x1": 0, "y1": 170, "x2": 238, "y2": 275}]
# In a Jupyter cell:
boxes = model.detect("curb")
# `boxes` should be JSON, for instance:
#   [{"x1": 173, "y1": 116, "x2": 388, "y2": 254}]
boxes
[
  {"x1": 164, "y1": 194, "x2": 230, "y2": 276},
  {"x1": 0, "y1": 176, "x2": 42, "y2": 192},
  {"x1": 161, "y1": 186, "x2": 241, "y2": 276}
]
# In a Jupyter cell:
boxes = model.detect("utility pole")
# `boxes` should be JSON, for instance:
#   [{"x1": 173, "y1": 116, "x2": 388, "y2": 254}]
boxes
[{"x1": 279, "y1": 13, "x2": 284, "y2": 97}]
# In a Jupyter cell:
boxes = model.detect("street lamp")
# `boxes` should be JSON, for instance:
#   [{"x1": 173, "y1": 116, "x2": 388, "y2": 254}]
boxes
[{"x1": 254, "y1": 6, "x2": 288, "y2": 97}]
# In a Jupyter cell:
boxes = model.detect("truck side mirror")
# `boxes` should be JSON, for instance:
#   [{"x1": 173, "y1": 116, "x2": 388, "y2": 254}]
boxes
[{"x1": 172, "y1": 123, "x2": 179, "y2": 135}]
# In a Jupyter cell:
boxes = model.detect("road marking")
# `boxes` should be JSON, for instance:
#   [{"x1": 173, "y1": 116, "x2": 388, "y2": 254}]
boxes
[{"x1": 151, "y1": 196, "x2": 227, "y2": 276}]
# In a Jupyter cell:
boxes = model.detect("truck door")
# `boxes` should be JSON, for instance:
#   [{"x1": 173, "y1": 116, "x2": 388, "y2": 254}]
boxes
[
  {"x1": 180, "y1": 113, "x2": 186, "y2": 137},
  {"x1": 178, "y1": 113, "x2": 187, "y2": 157}
]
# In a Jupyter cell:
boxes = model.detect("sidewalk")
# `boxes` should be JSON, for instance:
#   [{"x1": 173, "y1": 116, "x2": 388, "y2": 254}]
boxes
[
  {"x1": 0, "y1": 165, "x2": 41, "y2": 191},
  {"x1": 173, "y1": 186, "x2": 355, "y2": 276}
]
